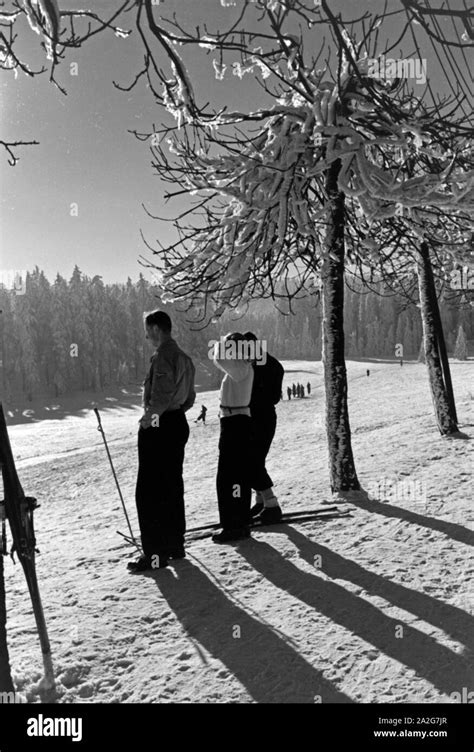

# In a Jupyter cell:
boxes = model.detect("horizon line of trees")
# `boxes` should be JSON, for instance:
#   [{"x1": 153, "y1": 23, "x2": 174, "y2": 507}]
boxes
[{"x1": 0, "y1": 266, "x2": 471, "y2": 404}]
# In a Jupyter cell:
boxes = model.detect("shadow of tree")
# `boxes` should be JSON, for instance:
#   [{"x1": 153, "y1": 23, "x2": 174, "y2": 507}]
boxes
[
  {"x1": 285, "y1": 527, "x2": 474, "y2": 652},
  {"x1": 345, "y1": 489, "x2": 474, "y2": 547},
  {"x1": 239, "y1": 540, "x2": 473, "y2": 698}
]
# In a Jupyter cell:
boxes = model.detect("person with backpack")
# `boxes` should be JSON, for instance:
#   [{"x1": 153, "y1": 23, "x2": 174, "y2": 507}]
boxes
[{"x1": 243, "y1": 332, "x2": 284, "y2": 525}]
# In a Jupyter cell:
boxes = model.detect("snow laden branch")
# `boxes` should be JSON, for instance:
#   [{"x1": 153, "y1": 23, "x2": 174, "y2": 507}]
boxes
[
  {"x1": 130, "y1": 1, "x2": 472, "y2": 323},
  {"x1": 1, "y1": 0, "x2": 133, "y2": 163},
  {"x1": 148, "y1": 57, "x2": 473, "y2": 318},
  {"x1": 1, "y1": 0, "x2": 132, "y2": 95}
]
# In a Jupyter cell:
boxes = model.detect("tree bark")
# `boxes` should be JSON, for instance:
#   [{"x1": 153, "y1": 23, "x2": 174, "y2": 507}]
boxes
[
  {"x1": 423, "y1": 248, "x2": 458, "y2": 423},
  {"x1": 416, "y1": 241, "x2": 458, "y2": 435},
  {"x1": 321, "y1": 159, "x2": 360, "y2": 492},
  {"x1": 0, "y1": 554, "x2": 14, "y2": 693}
]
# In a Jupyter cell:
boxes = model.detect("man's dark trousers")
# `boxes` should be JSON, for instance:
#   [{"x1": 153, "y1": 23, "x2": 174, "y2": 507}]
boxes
[
  {"x1": 136, "y1": 409, "x2": 189, "y2": 558},
  {"x1": 216, "y1": 415, "x2": 252, "y2": 530},
  {"x1": 251, "y1": 409, "x2": 277, "y2": 492}
]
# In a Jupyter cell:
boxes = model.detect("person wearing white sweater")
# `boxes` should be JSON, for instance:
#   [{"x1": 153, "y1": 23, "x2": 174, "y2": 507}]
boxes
[{"x1": 212, "y1": 332, "x2": 254, "y2": 543}]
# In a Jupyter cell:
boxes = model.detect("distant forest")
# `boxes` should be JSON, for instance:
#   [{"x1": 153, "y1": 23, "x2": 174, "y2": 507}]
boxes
[{"x1": 0, "y1": 266, "x2": 472, "y2": 402}]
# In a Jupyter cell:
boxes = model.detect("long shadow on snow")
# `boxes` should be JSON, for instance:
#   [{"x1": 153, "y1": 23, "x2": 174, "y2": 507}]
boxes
[
  {"x1": 239, "y1": 539, "x2": 473, "y2": 698},
  {"x1": 151, "y1": 556, "x2": 353, "y2": 703},
  {"x1": 348, "y1": 490, "x2": 474, "y2": 548},
  {"x1": 284, "y1": 527, "x2": 474, "y2": 653}
]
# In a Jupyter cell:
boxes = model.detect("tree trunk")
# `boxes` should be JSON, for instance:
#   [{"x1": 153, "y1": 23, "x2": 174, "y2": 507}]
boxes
[
  {"x1": 416, "y1": 241, "x2": 458, "y2": 435},
  {"x1": 0, "y1": 308, "x2": 6, "y2": 401},
  {"x1": 0, "y1": 555, "x2": 14, "y2": 692},
  {"x1": 426, "y1": 260, "x2": 458, "y2": 423},
  {"x1": 321, "y1": 159, "x2": 359, "y2": 492}
]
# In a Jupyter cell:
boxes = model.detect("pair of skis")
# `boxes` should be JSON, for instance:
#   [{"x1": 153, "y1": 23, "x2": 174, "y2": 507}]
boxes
[
  {"x1": 185, "y1": 506, "x2": 350, "y2": 541},
  {"x1": 0, "y1": 403, "x2": 55, "y2": 692},
  {"x1": 116, "y1": 507, "x2": 350, "y2": 547}
]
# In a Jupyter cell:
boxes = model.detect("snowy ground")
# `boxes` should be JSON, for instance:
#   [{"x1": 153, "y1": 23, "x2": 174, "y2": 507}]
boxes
[{"x1": 4, "y1": 359, "x2": 474, "y2": 703}]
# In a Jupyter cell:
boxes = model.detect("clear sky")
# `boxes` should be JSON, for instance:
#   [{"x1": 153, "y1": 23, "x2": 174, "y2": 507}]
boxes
[{"x1": 1, "y1": 0, "x2": 470, "y2": 284}]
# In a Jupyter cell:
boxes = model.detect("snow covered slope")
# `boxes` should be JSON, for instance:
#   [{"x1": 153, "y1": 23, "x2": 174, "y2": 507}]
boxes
[{"x1": 4, "y1": 360, "x2": 473, "y2": 703}]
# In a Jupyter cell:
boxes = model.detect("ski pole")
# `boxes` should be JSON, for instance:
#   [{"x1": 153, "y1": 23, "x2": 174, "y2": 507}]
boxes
[{"x1": 93, "y1": 408, "x2": 142, "y2": 554}]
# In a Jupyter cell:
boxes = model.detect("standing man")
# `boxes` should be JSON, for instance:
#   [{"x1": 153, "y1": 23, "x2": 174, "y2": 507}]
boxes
[
  {"x1": 307, "y1": 381, "x2": 311, "y2": 395},
  {"x1": 287, "y1": 386, "x2": 292, "y2": 401},
  {"x1": 244, "y1": 332, "x2": 284, "y2": 524},
  {"x1": 128, "y1": 310, "x2": 195, "y2": 572},
  {"x1": 212, "y1": 332, "x2": 254, "y2": 543}
]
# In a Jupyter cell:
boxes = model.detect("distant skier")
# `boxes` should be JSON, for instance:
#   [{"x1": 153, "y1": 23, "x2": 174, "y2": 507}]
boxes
[
  {"x1": 296, "y1": 383, "x2": 301, "y2": 398},
  {"x1": 292, "y1": 383, "x2": 296, "y2": 398},
  {"x1": 129, "y1": 310, "x2": 195, "y2": 573},
  {"x1": 307, "y1": 382, "x2": 311, "y2": 395},
  {"x1": 244, "y1": 332, "x2": 284, "y2": 525},
  {"x1": 301, "y1": 385, "x2": 305, "y2": 398},
  {"x1": 287, "y1": 386, "x2": 292, "y2": 400},
  {"x1": 195, "y1": 404, "x2": 207, "y2": 425},
  {"x1": 367, "y1": 369, "x2": 370, "y2": 377}
]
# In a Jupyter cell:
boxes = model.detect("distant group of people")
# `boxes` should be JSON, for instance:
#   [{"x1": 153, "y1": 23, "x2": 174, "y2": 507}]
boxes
[
  {"x1": 286, "y1": 381, "x2": 311, "y2": 400},
  {"x1": 128, "y1": 310, "x2": 284, "y2": 573}
]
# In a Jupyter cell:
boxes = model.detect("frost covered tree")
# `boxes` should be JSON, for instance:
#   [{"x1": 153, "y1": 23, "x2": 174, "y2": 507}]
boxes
[
  {"x1": 355, "y1": 227, "x2": 466, "y2": 434},
  {"x1": 416, "y1": 241, "x2": 459, "y2": 432},
  {"x1": 342, "y1": 113, "x2": 473, "y2": 436},
  {"x1": 127, "y1": 0, "x2": 473, "y2": 491},
  {"x1": 398, "y1": 1, "x2": 473, "y2": 132}
]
